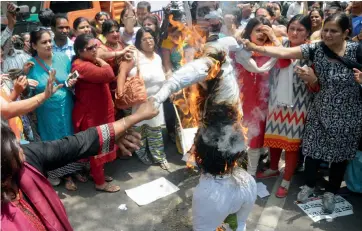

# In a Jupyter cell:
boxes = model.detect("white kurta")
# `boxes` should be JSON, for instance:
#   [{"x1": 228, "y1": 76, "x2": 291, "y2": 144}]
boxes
[{"x1": 130, "y1": 52, "x2": 166, "y2": 127}]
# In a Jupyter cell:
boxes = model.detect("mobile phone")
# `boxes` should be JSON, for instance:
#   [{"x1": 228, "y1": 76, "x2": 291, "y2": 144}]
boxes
[{"x1": 65, "y1": 70, "x2": 79, "y2": 87}]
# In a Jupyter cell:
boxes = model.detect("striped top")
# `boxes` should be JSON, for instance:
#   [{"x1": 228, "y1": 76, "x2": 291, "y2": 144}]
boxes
[{"x1": 2, "y1": 49, "x2": 31, "y2": 74}]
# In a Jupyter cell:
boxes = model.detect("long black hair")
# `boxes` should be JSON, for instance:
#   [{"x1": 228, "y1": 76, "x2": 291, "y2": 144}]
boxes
[
  {"x1": 95, "y1": 11, "x2": 110, "y2": 22},
  {"x1": 135, "y1": 27, "x2": 157, "y2": 52},
  {"x1": 102, "y1": 19, "x2": 120, "y2": 36},
  {"x1": 1, "y1": 120, "x2": 23, "y2": 202},
  {"x1": 309, "y1": 8, "x2": 324, "y2": 20},
  {"x1": 72, "y1": 34, "x2": 95, "y2": 63},
  {"x1": 30, "y1": 28, "x2": 51, "y2": 57},
  {"x1": 73, "y1": 17, "x2": 90, "y2": 31},
  {"x1": 287, "y1": 14, "x2": 312, "y2": 35},
  {"x1": 242, "y1": 17, "x2": 272, "y2": 41}
]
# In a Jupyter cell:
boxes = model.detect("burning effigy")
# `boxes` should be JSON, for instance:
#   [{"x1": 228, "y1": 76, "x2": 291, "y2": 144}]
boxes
[{"x1": 152, "y1": 30, "x2": 257, "y2": 229}]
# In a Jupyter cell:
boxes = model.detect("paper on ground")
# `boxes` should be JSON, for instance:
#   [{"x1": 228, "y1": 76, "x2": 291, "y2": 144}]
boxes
[
  {"x1": 118, "y1": 204, "x2": 127, "y2": 210},
  {"x1": 256, "y1": 182, "x2": 270, "y2": 198},
  {"x1": 296, "y1": 195, "x2": 353, "y2": 222},
  {"x1": 125, "y1": 177, "x2": 180, "y2": 206}
]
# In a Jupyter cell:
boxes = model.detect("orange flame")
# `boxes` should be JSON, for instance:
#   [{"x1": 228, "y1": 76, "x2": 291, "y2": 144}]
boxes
[{"x1": 168, "y1": 15, "x2": 249, "y2": 171}]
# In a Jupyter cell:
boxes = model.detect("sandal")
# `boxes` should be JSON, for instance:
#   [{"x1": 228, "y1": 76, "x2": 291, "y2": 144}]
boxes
[
  {"x1": 105, "y1": 175, "x2": 113, "y2": 182},
  {"x1": 65, "y1": 178, "x2": 77, "y2": 191},
  {"x1": 74, "y1": 173, "x2": 88, "y2": 183},
  {"x1": 95, "y1": 183, "x2": 120, "y2": 193},
  {"x1": 160, "y1": 160, "x2": 170, "y2": 171}
]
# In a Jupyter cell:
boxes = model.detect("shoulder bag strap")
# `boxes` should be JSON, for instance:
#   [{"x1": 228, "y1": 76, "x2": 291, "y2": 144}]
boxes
[
  {"x1": 34, "y1": 56, "x2": 61, "y2": 85},
  {"x1": 321, "y1": 42, "x2": 362, "y2": 70}
]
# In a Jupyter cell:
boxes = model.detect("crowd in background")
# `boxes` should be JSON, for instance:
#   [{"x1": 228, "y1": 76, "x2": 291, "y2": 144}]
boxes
[{"x1": 1, "y1": 0, "x2": 362, "y2": 229}]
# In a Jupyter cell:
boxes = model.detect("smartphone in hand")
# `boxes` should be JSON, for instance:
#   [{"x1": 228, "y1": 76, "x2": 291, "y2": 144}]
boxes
[{"x1": 65, "y1": 70, "x2": 79, "y2": 87}]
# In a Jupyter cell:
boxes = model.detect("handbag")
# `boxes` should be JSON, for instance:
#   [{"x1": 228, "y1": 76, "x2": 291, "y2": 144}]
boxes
[{"x1": 115, "y1": 52, "x2": 147, "y2": 109}]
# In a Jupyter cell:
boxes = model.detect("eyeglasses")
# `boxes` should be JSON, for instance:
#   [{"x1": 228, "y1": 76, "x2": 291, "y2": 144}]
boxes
[{"x1": 84, "y1": 44, "x2": 98, "y2": 51}]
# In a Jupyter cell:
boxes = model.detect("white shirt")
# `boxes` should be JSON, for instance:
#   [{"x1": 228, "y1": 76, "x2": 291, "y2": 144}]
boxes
[
  {"x1": 286, "y1": 2, "x2": 303, "y2": 20},
  {"x1": 119, "y1": 27, "x2": 140, "y2": 45},
  {"x1": 130, "y1": 52, "x2": 166, "y2": 127}
]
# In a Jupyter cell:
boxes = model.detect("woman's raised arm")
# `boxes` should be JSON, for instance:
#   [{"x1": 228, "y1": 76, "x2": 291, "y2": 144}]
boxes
[{"x1": 241, "y1": 39, "x2": 304, "y2": 59}]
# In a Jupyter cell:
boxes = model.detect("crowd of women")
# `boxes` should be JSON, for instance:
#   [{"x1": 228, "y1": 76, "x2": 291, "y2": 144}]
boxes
[{"x1": 1, "y1": 1, "x2": 362, "y2": 230}]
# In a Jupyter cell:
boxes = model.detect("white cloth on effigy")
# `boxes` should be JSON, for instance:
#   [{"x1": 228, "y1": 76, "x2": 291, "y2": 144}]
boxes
[{"x1": 192, "y1": 168, "x2": 257, "y2": 231}]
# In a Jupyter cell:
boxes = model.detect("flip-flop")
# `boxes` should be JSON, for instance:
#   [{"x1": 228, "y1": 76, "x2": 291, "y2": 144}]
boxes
[
  {"x1": 95, "y1": 183, "x2": 120, "y2": 193},
  {"x1": 65, "y1": 178, "x2": 77, "y2": 191}
]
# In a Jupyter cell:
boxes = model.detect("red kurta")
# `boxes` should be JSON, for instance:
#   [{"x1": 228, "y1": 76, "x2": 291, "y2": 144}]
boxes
[
  {"x1": 235, "y1": 55, "x2": 271, "y2": 149},
  {"x1": 72, "y1": 59, "x2": 117, "y2": 166}
]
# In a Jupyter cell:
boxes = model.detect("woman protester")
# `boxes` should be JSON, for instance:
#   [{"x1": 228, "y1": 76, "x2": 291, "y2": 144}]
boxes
[
  {"x1": 309, "y1": 9, "x2": 324, "y2": 41},
  {"x1": 234, "y1": 17, "x2": 284, "y2": 177},
  {"x1": 142, "y1": 14, "x2": 162, "y2": 49},
  {"x1": 97, "y1": 19, "x2": 135, "y2": 120},
  {"x1": 1, "y1": 74, "x2": 60, "y2": 142},
  {"x1": 1, "y1": 98, "x2": 158, "y2": 230},
  {"x1": 27, "y1": 28, "x2": 81, "y2": 190},
  {"x1": 117, "y1": 27, "x2": 169, "y2": 170},
  {"x1": 92, "y1": 11, "x2": 110, "y2": 43},
  {"x1": 97, "y1": 19, "x2": 135, "y2": 76},
  {"x1": 72, "y1": 34, "x2": 128, "y2": 192},
  {"x1": 119, "y1": 6, "x2": 140, "y2": 45},
  {"x1": 257, "y1": 15, "x2": 313, "y2": 198},
  {"x1": 71, "y1": 17, "x2": 92, "y2": 41},
  {"x1": 242, "y1": 13, "x2": 362, "y2": 213}
]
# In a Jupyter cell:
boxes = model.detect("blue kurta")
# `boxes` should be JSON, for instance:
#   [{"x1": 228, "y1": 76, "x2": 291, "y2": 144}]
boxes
[{"x1": 27, "y1": 52, "x2": 74, "y2": 141}]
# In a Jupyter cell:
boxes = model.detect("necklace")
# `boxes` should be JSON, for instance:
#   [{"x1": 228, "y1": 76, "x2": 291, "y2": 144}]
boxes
[{"x1": 106, "y1": 42, "x2": 119, "y2": 49}]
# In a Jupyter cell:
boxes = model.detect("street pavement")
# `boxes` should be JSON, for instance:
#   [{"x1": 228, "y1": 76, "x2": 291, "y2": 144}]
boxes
[{"x1": 58, "y1": 134, "x2": 362, "y2": 231}]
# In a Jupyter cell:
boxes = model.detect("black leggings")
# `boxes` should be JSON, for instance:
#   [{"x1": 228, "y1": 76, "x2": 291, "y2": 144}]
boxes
[{"x1": 304, "y1": 156, "x2": 348, "y2": 194}]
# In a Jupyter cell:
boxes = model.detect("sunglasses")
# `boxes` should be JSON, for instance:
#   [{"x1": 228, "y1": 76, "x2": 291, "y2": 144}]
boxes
[
  {"x1": 84, "y1": 44, "x2": 98, "y2": 51},
  {"x1": 33, "y1": 26, "x2": 50, "y2": 32}
]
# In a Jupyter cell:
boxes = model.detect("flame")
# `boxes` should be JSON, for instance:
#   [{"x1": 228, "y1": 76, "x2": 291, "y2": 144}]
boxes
[
  {"x1": 168, "y1": 15, "x2": 250, "y2": 172},
  {"x1": 168, "y1": 15, "x2": 207, "y2": 65}
]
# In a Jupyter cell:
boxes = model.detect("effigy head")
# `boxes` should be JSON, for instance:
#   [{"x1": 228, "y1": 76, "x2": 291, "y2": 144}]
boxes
[{"x1": 202, "y1": 42, "x2": 227, "y2": 65}]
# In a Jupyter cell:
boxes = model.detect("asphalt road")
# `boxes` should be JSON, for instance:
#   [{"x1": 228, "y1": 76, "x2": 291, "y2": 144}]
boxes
[{"x1": 58, "y1": 135, "x2": 362, "y2": 231}]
